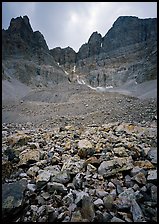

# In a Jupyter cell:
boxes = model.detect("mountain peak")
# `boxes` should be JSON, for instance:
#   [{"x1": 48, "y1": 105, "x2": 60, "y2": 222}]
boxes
[
  {"x1": 88, "y1": 31, "x2": 102, "y2": 44},
  {"x1": 8, "y1": 15, "x2": 33, "y2": 33}
]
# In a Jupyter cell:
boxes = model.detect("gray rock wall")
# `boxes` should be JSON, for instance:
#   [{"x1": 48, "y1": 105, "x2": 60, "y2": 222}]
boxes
[{"x1": 2, "y1": 15, "x2": 69, "y2": 87}]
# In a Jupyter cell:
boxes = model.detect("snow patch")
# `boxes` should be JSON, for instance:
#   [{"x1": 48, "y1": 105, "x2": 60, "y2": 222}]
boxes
[
  {"x1": 73, "y1": 65, "x2": 76, "y2": 73},
  {"x1": 65, "y1": 70, "x2": 69, "y2": 75},
  {"x1": 76, "y1": 75, "x2": 113, "y2": 92}
]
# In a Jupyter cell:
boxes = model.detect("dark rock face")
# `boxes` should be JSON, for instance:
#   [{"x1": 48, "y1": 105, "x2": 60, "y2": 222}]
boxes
[
  {"x1": 2, "y1": 15, "x2": 157, "y2": 90},
  {"x1": 2, "y1": 15, "x2": 49, "y2": 60},
  {"x1": 102, "y1": 16, "x2": 157, "y2": 53},
  {"x1": 77, "y1": 32, "x2": 102, "y2": 60},
  {"x1": 2, "y1": 15, "x2": 68, "y2": 88},
  {"x1": 50, "y1": 46, "x2": 76, "y2": 65},
  {"x1": 50, "y1": 16, "x2": 157, "y2": 87}
]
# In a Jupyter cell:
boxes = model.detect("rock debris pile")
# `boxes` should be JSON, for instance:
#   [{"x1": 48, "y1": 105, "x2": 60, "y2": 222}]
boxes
[{"x1": 2, "y1": 122, "x2": 157, "y2": 222}]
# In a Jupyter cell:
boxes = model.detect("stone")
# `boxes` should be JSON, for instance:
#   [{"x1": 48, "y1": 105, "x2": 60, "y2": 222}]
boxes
[
  {"x1": 111, "y1": 216, "x2": 125, "y2": 222},
  {"x1": 109, "y1": 188, "x2": 116, "y2": 199},
  {"x1": 98, "y1": 156, "x2": 133, "y2": 177},
  {"x1": 115, "y1": 123, "x2": 145, "y2": 135},
  {"x1": 7, "y1": 132, "x2": 31, "y2": 147},
  {"x1": 134, "y1": 160, "x2": 154, "y2": 169},
  {"x1": 93, "y1": 198, "x2": 104, "y2": 207},
  {"x1": 2, "y1": 179, "x2": 27, "y2": 222},
  {"x1": 41, "y1": 192, "x2": 50, "y2": 200},
  {"x1": 86, "y1": 163, "x2": 97, "y2": 173},
  {"x1": 103, "y1": 211, "x2": 112, "y2": 222},
  {"x1": 78, "y1": 139, "x2": 93, "y2": 149},
  {"x1": 124, "y1": 174, "x2": 133, "y2": 187},
  {"x1": 94, "y1": 210, "x2": 104, "y2": 222},
  {"x1": 147, "y1": 148, "x2": 157, "y2": 164},
  {"x1": 70, "y1": 210, "x2": 84, "y2": 222},
  {"x1": 44, "y1": 165, "x2": 61, "y2": 174},
  {"x1": 36, "y1": 170, "x2": 51, "y2": 189},
  {"x1": 47, "y1": 182, "x2": 68, "y2": 194},
  {"x1": 80, "y1": 195, "x2": 95, "y2": 221},
  {"x1": 50, "y1": 170, "x2": 71, "y2": 184},
  {"x1": 27, "y1": 183, "x2": 37, "y2": 192},
  {"x1": 116, "y1": 183, "x2": 124, "y2": 194},
  {"x1": 78, "y1": 139, "x2": 94, "y2": 158},
  {"x1": 113, "y1": 147, "x2": 128, "y2": 157},
  {"x1": 117, "y1": 212, "x2": 132, "y2": 222},
  {"x1": 30, "y1": 205, "x2": 38, "y2": 212},
  {"x1": 61, "y1": 156, "x2": 85, "y2": 175},
  {"x1": 19, "y1": 172, "x2": 27, "y2": 178},
  {"x1": 130, "y1": 199, "x2": 145, "y2": 222},
  {"x1": 18, "y1": 148, "x2": 40, "y2": 166},
  {"x1": 36, "y1": 195, "x2": 45, "y2": 205},
  {"x1": 63, "y1": 192, "x2": 74, "y2": 206},
  {"x1": 84, "y1": 156, "x2": 100, "y2": 166},
  {"x1": 132, "y1": 172, "x2": 147, "y2": 185},
  {"x1": 114, "y1": 188, "x2": 136, "y2": 209},
  {"x1": 72, "y1": 173, "x2": 84, "y2": 189},
  {"x1": 74, "y1": 191, "x2": 89, "y2": 205},
  {"x1": 3, "y1": 147, "x2": 19, "y2": 162},
  {"x1": 96, "y1": 189, "x2": 108, "y2": 198},
  {"x1": 103, "y1": 195, "x2": 114, "y2": 209},
  {"x1": 108, "y1": 181, "x2": 116, "y2": 189},
  {"x1": 36, "y1": 205, "x2": 47, "y2": 217},
  {"x1": 27, "y1": 165, "x2": 40, "y2": 177},
  {"x1": 130, "y1": 166, "x2": 146, "y2": 176},
  {"x1": 147, "y1": 169, "x2": 157, "y2": 181},
  {"x1": 2, "y1": 160, "x2": 14, "y2": 182},
  {"x1": 150, "y1": 185, "x2": 157, "y2": 202}
]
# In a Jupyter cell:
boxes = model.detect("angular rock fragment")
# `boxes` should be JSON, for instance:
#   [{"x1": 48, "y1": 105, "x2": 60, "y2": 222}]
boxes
[
  {"x1": 147, "y1": 169, "x2": 157, "y2": 181},
  {"x1": 78, "y1": 139, "x2": 95, "y2": 158},
  {"x1": 18, "y1": 148, "x2": 40, "y2": 166},
  {"x1": 51, "y1": 170, "x2": 71, "y2": 184},
  {"x1": 47, "y1": 182, "x2": 68, "y2": 194},
  {"x1": 7, "y1": 132, "x2": 31, "y2": 147},
  {"x1": 134, "y1": 160, "x2": 154, "y2": 169},
  {"x1": 2, "y1": 179, "x2": 27, "y2": 221},
  {"x1": 36, "y1": 170, "x2": 51, "y2": 189},
  {"x1": 147, "y1": 148, "x2": 157, "y2": 164},
  {"x1": 130, "y1": 199, "x2": 145, "y2": 222},
  {"x1": 98, "y1": 156, "x2": 133, "y2": 177},
  {"x1": 80, "y1": 195, "x2": 95, "y2": 221},
  {"x1": 132, "y1": 172, "x2": 147, "y2": 185}
]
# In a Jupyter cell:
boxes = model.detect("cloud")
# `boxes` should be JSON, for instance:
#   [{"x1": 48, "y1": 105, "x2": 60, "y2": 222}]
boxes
[
  {"x1": 2, "y1": 2, "x2": 157, "y2": 52},
  {"x1": 2, "y1": 2, "x2": 36, "y2": 28}
]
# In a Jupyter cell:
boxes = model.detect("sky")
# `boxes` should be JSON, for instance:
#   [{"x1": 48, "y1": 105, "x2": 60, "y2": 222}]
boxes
[{"x1": 2, "y1": 2, "x2": 157, "y2": 52}]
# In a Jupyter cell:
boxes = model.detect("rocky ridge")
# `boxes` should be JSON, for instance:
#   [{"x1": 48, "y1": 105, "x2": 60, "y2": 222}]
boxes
[
  {"x1": 2, "y1": 15, "x2": 68, "y2": 88},
  {"x1": 50, "y1": 16, "x2": 157, "y2": 87}
]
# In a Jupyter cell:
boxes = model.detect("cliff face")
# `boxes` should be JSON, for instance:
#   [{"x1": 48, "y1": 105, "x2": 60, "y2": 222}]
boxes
[
  {"x1": 77, "y1": 32, "x2": 103, "y2": 60},
  {"x1": 50, "y1": 16, "x2": 157, "y2": 87},
  {"x1": 2, "y1": 15, "x2": 157, "y2": 89},
  {"x1": 2, "y1": 16, "x2": 68, "y2": 88},
  {"x1": 2, "y1": 16, "x2": 49, "y2": 60},
  {"x1": 50, "y1": 46, "x2": 76, "y2": 69},
  {"x1": 101, "y1": 16, "x2": 157, "y2": 53}
]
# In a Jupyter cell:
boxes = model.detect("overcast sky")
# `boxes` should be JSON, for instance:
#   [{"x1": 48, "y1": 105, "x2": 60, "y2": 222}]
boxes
[{"x1": 2, "y1": 2, "x2": 157, "y2": 52}]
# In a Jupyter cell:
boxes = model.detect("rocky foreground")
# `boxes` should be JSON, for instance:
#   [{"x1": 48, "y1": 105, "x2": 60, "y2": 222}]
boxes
[{"x1": 2, "y1": 120, "x2": 157, "y2": 222}]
